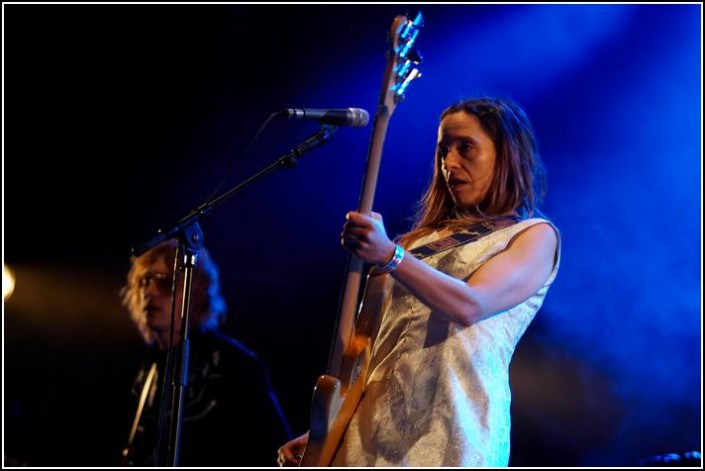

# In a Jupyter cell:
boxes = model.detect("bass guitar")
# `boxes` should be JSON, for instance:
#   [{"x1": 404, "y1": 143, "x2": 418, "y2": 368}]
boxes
[{"x1": 301, "y1": 12, "x2": 424, "y2": 467}]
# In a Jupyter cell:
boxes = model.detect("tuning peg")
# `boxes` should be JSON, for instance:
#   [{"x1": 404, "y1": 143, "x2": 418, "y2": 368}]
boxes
[
  {"x1": 407, "y1": 48, "x2": 423, "y2": 65},
  {"x1": 411, "y1": 11, "x2": 424, "y2": 28},
  {"x1": 393, "y1": 67, "x2": 421, "y2": 102}
]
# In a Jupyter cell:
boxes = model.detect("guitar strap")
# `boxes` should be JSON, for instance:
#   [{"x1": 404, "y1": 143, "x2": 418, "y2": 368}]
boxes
[
  {"x1": 408, "y1": 216, "x2": 521, "y2": 260},
  {"x1": 360, "y1": 215, "x2": 521, "y2": 348},
  {"x1": 121, "y1": 362, "x2": 158, "y2": 464}
]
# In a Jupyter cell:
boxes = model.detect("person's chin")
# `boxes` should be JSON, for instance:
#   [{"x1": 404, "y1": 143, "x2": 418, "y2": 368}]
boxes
[{"x1": 453, "y1": 198, "x2": 472, "y2": 209}]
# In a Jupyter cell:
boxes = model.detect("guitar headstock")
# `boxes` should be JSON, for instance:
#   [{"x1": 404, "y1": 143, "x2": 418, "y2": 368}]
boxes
[{"x1": 382, "y1": 12, "x2": 424, "y2": 114}]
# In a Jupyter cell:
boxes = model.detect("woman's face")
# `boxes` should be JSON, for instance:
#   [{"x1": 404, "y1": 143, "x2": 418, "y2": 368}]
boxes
[{"x1": 438, "y1": 111, "x2": 497, "y2": 208}]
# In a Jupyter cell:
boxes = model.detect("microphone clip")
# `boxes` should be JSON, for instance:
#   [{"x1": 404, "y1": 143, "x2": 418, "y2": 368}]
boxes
[{"x1": 282, "y1": 124, "x2": 339, "y2": 168}]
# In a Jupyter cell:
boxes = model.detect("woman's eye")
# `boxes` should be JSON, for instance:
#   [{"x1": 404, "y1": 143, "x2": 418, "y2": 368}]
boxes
[{"x1": 458, "y1": 142, "x2": 472, "y2": 154}]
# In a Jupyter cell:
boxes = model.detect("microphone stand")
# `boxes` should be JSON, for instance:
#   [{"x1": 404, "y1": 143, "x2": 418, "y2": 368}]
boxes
[
  {"x1": 156, "y1": 223, "x2": 202, "y2": 467},
  {"x1": 132, "y1": 124, "x2": 339, "y2": 467}
]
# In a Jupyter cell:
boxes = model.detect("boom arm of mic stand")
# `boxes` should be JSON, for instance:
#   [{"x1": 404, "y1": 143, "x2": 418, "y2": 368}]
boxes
[{"x1": 131, "y1": 124, "x2": 339, "y2": 257}]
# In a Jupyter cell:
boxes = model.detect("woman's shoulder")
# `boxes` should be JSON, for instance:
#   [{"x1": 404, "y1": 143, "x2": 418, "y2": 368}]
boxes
[{"x1": 515, "y1": 216, "x2": 560, "y2": 239}]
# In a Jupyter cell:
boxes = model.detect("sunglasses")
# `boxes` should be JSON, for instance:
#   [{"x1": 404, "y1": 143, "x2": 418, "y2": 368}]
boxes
[{"x1": 137, "y1": 272, "x2": 172, "y2": 294}]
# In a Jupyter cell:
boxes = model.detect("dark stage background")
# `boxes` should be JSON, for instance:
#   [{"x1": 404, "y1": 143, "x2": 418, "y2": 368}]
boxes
[{"x1": 4, "y1": 4, "x2": 702, "y2": 467}]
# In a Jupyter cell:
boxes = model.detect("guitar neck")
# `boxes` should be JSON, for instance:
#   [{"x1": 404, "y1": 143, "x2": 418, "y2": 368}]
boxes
[
  {"x1": 325, "y1": 13, "x2": 423, "y2": 378},
  {"x1": 327, "y1": 110, "x2": 393, "y2": 376}
]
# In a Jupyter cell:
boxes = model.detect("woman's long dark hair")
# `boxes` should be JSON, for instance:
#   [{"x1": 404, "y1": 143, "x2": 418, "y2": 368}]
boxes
[{"x1": 399, "y1": 97, "x2": 546, "y2": 247}]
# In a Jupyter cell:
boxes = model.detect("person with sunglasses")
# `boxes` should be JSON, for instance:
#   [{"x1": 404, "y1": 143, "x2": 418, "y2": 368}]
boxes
[{"x1": 120, "y1": 239, "x2": 291, "y2": 466}]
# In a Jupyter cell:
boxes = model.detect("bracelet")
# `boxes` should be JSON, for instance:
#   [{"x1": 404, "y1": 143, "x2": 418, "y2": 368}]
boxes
[{"x1": 378, "y1": 244, "x2": 404, "y2": 273}]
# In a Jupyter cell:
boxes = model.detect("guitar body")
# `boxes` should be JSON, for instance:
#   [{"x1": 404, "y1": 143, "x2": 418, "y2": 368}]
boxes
[
  {"x1": 302, "y1": 273, "x2": 389, "y2": 466},
  {"x1": 300, "y1": 12, "x2": 423, "y2": 467}
]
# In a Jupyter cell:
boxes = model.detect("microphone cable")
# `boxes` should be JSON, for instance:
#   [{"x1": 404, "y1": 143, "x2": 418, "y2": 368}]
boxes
[{"x1": 201, "y1": 110, "x2": 284, "y2": 206}]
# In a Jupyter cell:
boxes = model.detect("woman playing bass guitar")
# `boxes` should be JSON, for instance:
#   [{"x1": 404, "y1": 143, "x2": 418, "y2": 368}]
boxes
[{"x1": 279, "y1": 94, "x2": 561, "y2": 467}]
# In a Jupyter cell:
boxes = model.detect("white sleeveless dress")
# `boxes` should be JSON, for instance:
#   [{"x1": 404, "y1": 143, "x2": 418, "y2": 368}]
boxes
[{"x1": 332, "y1": 218, "x2": 561, "y2": 467}]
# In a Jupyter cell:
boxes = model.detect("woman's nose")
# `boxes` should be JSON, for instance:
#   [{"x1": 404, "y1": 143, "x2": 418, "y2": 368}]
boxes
[{"x1": 442, "y1": 152, "x2": 459, "y2": 171}]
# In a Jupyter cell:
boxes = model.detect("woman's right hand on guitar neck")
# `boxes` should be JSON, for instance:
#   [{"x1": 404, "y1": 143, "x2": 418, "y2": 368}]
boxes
[{"x1": 277, "y1": 431, "x2": 308, "y2": 467}]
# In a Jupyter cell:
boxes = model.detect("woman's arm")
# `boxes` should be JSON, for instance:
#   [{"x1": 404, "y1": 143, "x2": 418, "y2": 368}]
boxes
[{"x1": 342, "y1": 212, "x2": 558, "y2": 326}]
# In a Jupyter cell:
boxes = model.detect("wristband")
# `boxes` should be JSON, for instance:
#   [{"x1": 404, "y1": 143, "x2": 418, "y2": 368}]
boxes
[{"x1": 378, "y1": 244, "x2": 404, "y2": 273}]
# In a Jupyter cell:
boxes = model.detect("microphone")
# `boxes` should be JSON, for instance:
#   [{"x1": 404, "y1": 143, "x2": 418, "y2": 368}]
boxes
[{"x1": 282, "y1": 108, "x2": 370, "y2": 127}]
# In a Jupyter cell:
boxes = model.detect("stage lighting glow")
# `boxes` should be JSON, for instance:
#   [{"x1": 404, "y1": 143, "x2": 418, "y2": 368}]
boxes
[{"x1": 3, "y1": 263, "x2": 16, "y2": 301}]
